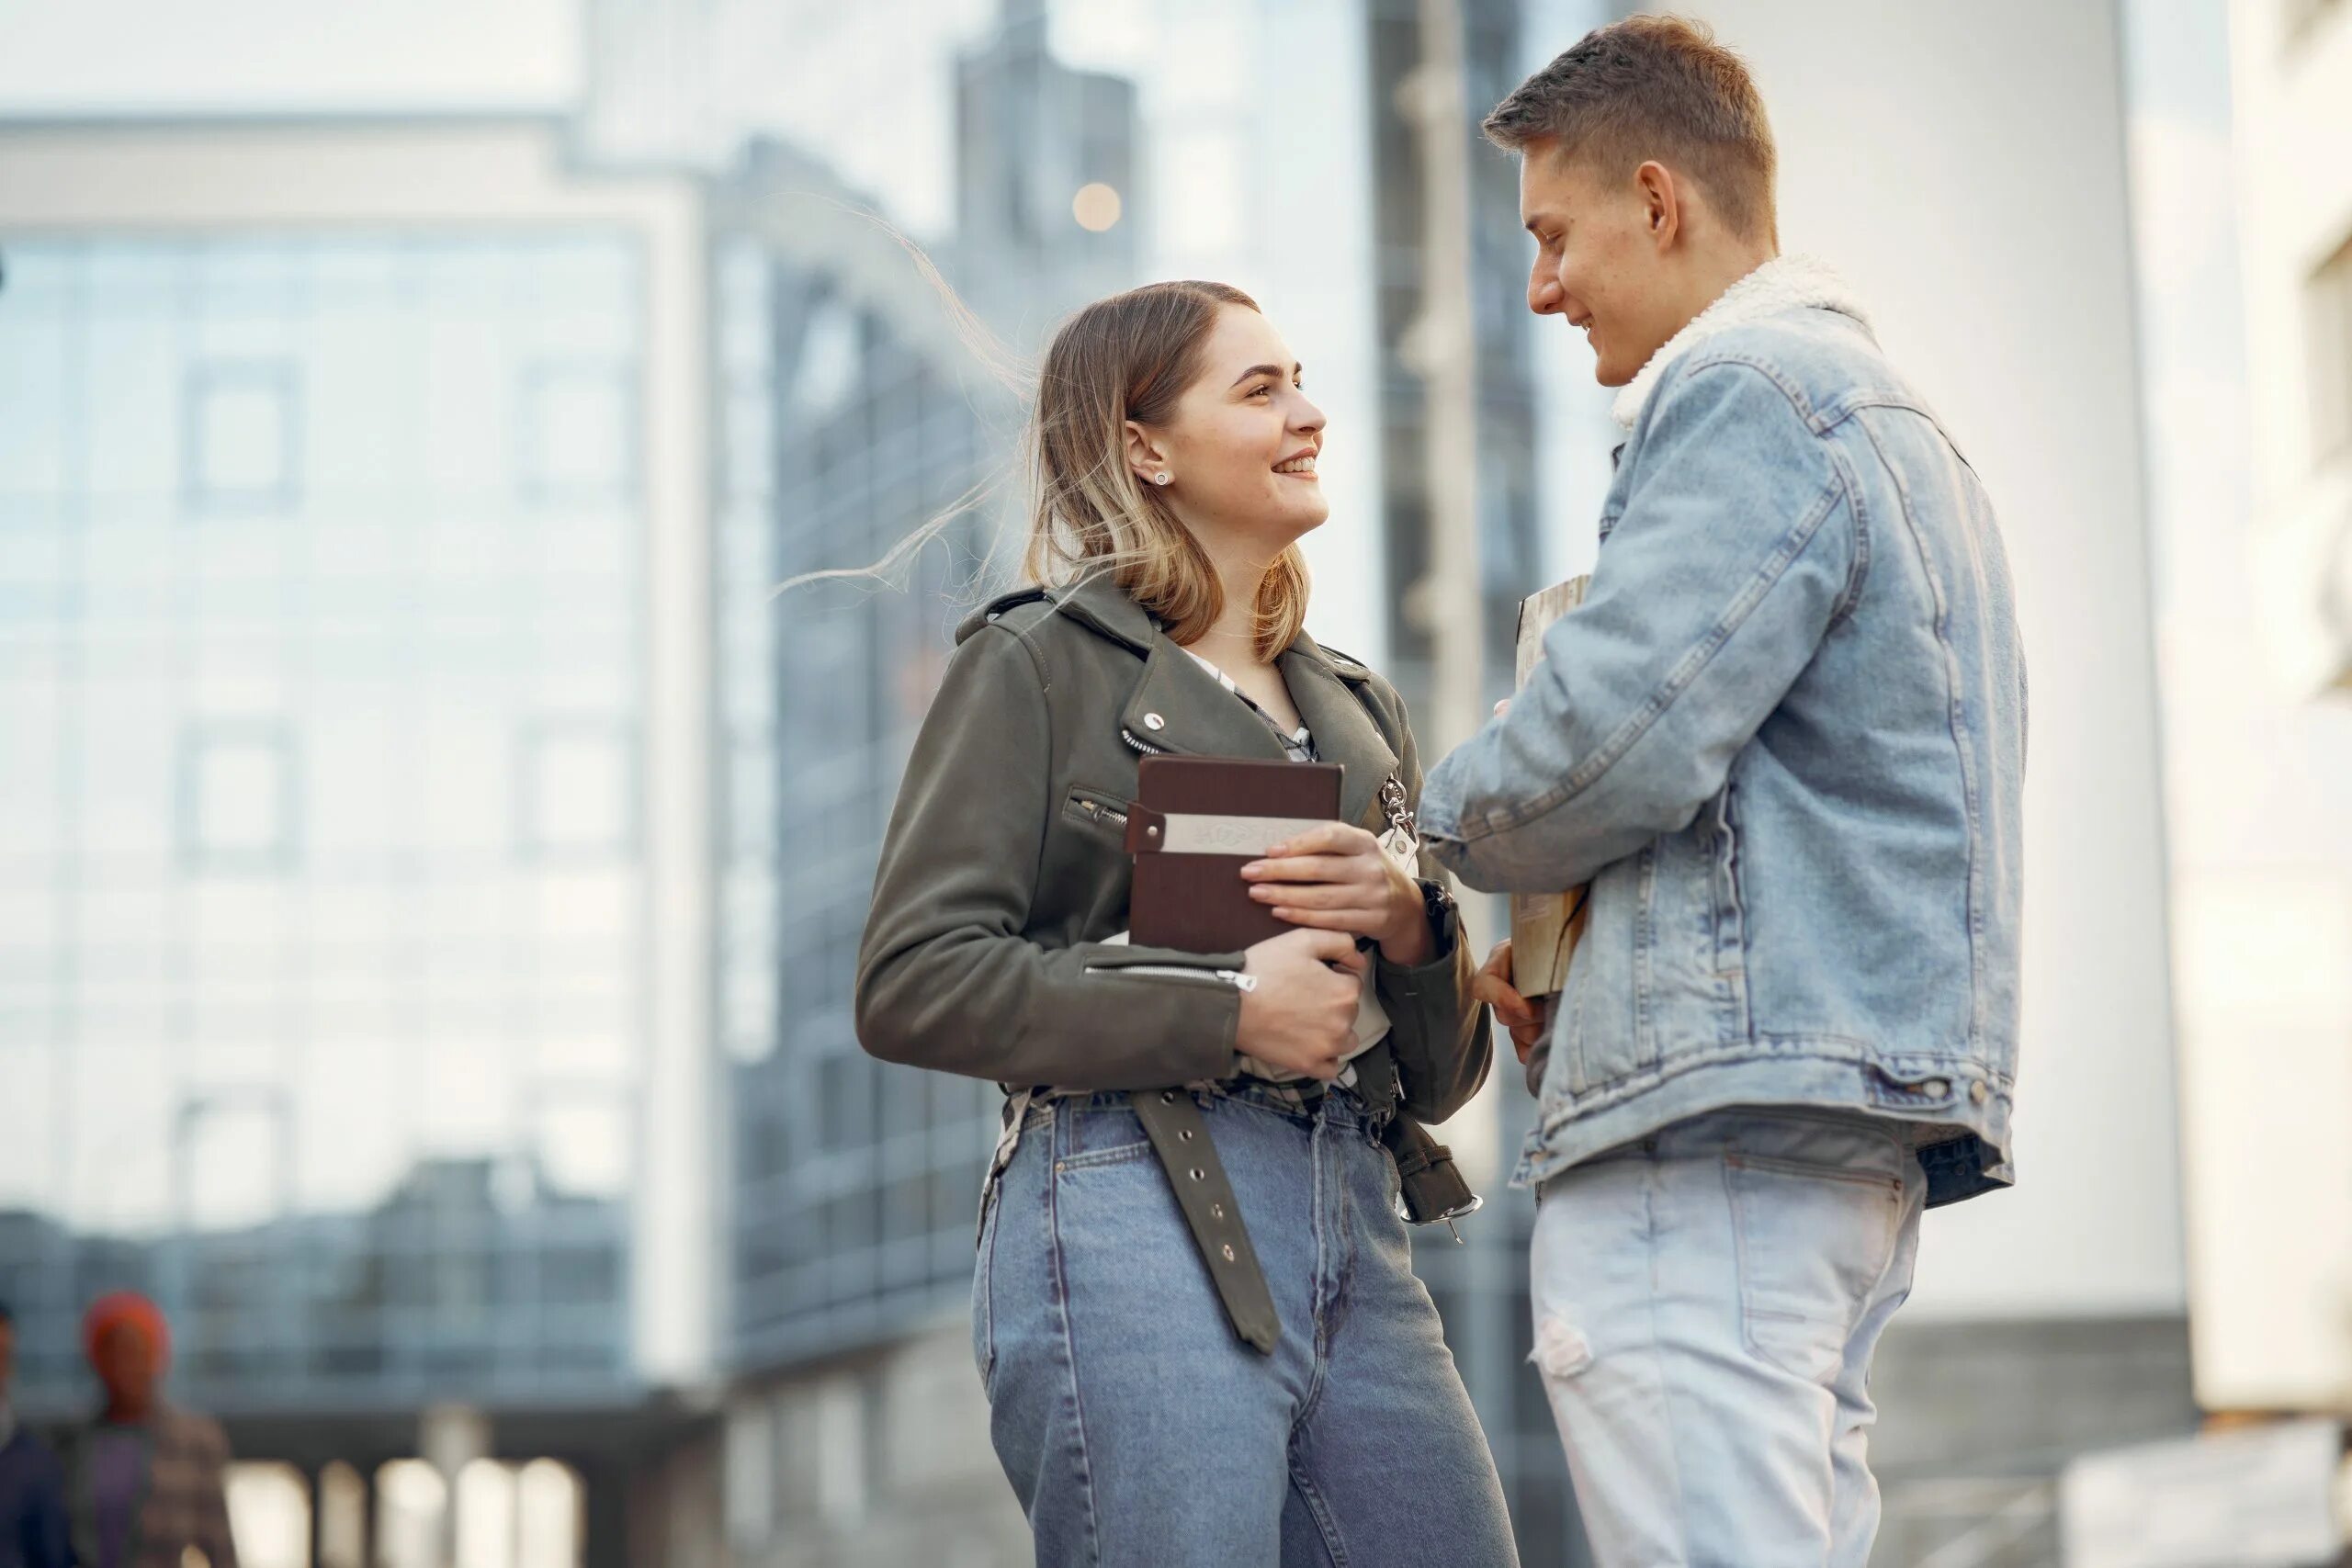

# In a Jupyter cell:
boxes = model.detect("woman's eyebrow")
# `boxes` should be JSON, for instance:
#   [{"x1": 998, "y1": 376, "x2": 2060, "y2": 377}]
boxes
[{"x1": 1228, "y1": 361, "x2": 1303, "y2": 388}]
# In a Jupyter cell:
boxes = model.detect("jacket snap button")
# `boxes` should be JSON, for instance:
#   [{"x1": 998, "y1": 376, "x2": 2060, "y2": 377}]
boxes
[
  {"x1": 1143, "y1": 712, "x2": 1166, "y2": 730},
  {"x1": 1969, "y1": 1080, "x2": 1989, "y2": 1105},
  {"x1": 1922, "y1": 1078, "x2": 1951, "y2": 1098}
]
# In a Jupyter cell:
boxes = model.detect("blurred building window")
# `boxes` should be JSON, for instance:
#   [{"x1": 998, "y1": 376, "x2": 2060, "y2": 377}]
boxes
[
  {"x1": 185, "y1": 361, "x2": 300, "y2": 515},
  {"x1": 2309, "y1": 230, "x2": 2352, "y2": 467},
  {"x1": 514, "y1": 721, "x2": 635, "y2": 860},
  {"x1": 516, "y1": 365, "x2": 635, "y2": 504},
  {"x1": 180, "y1": 720, "x2": 298, "y2": 872}
]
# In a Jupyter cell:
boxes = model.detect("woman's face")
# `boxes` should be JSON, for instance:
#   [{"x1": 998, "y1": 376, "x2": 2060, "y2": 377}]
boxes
[{"x1": 1129, "y1": 304, "x2": 1328, "y2": 554}]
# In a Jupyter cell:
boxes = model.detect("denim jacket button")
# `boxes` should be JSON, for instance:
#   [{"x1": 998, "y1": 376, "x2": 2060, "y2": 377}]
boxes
[
  {"x1": 1922, "y1": 1078, "x2": 1951, "y2": 1099},
  {"x1": 1969, "y1": 1080, "x2": 1989, "y2": 1105}
]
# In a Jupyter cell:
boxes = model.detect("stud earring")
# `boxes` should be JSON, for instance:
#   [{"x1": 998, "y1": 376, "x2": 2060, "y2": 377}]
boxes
[{"x1": 1154, "y1": 471, "x2": 1171, "y2": 486}]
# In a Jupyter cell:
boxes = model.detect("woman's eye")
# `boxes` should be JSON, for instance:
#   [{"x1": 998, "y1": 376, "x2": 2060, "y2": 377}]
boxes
[{"x1": 1249, "y1": 384, "x2": 1272, "y2": 398}]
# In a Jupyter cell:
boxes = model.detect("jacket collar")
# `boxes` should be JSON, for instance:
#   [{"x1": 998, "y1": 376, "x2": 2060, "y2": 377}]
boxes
[
  {"x1": 1611, "y1": 253, "x2": 1871, "y2": 430},
  {"x1": 1053, "y1": 570, "x2": 1401, "y2": 832}
]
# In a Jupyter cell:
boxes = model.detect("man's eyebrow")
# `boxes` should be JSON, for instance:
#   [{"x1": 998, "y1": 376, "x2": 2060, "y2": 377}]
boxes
[{"x1": 1229, "y1": 361, "x2": 1303, "y2": 388}]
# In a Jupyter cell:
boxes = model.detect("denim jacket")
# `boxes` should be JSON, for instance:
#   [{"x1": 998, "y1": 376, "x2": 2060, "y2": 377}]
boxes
[{"x1": 1419, "y1": 256, "x2": 2026, "y2": 1208}]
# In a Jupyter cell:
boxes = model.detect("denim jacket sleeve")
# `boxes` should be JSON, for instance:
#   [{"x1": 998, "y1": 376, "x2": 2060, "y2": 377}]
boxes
[
  {"x1": 855, "y1": 622, "x2": 1248, "y2": 1089},
  {"x1": 1418, "y1": 358, "x2": 1856, "y2": 893}
]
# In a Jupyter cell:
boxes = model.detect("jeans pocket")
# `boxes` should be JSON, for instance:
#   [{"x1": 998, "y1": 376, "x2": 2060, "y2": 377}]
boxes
[{"x1": 1724, "y1": 1152, "x2": 1901, "y2": 1382}]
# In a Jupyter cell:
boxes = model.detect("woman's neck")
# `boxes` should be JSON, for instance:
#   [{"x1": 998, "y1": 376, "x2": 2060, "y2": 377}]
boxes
[{"x1": 1182, "y1": 541, "x2": 1279, "y2": 667}]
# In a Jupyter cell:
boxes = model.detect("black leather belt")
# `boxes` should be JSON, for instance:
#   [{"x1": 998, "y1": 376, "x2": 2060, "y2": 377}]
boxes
[{"x1": 1129, "y1": 1043, "x2": 1482, "y2": 1356}]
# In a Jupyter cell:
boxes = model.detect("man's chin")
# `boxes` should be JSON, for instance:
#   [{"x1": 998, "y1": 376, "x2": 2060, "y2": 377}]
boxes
[{"x1": 1593, "y1": 359, "x2": 1637, "y2": 389}]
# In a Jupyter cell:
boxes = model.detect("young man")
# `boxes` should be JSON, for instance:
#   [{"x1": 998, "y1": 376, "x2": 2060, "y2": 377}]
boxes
[
  {"x1": 0, "y1": 1301, "x2": 73, "y2": 1568},
  {"x1": 1418, "y1": 17, "x2": 2026, "y2": 1567}
]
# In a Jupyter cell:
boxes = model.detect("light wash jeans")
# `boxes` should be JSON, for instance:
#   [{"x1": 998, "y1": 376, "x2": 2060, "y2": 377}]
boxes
[
  {"x1": 975, "y1": 1081, "x2": 1519, "y2": 1568},
  {"x1": 1530, "y1": 1108, "x2": 1928, "y2": 1567}
]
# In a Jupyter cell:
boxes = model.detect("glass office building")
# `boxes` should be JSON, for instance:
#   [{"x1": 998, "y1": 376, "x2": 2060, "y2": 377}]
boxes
[{"x1": 0, "y1": 228, "x2": 648, "y2": 1409}]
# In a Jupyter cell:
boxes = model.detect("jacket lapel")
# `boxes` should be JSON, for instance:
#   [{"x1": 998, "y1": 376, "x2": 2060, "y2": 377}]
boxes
[
  {"x1": 1052, "y1": 571, "x2": 1403, "y2": 829},
  {"x1": 1119, "y1": 638, "x2": 1295, "y2": 762}
]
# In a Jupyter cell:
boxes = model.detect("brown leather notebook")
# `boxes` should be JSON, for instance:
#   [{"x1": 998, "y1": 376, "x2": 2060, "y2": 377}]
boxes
[{"x1": 1121, "y1": 755, "x2": 1344, "y2": 953}]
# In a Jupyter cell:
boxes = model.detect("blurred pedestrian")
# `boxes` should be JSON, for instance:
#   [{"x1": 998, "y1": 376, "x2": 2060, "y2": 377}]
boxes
[
  {"x1": 1426, "y1": 15, "x2": 2028, "y2": 1567},
  {"x1": 0, "y1": 1299, "x2": 73, "y2": 1568},
  {"x1": 56, "y1": 1293, "x2": 237, "y2": 1568}
]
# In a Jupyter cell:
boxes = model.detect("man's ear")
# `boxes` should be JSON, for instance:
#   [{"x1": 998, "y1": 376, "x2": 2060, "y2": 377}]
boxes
[
  {"x1": 1123, "y1": 419, "x2": 1170, "y2": 485},
  {"x1": 1635, "y1": 160, "x2": 1681, "y2": 249}
]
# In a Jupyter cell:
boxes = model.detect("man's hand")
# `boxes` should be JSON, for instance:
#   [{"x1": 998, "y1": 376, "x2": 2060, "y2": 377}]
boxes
[{"x1": 1473, "y1": 939, "x2": 1553, "y2": 1066}]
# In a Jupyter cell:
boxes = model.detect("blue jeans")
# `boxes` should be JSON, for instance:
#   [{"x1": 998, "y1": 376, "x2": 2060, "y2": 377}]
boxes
[
  {"x1": 1529, "y1": 1109, "x2": 1928, "y2": 1567},
  {"x1": 975, "y1": 1082, "x2": 1520, "y2": 1567}
]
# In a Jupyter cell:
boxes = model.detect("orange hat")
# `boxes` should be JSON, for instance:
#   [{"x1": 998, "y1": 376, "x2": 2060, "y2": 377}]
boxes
[{"x1": 81, "y1": 1292, "x2": 170, "y2": 1372}]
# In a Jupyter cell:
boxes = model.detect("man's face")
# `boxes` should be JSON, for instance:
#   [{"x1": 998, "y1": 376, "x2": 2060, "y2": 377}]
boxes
[{"x1": 1518, "y1": 141, "x2": 1682, "y2": 387}]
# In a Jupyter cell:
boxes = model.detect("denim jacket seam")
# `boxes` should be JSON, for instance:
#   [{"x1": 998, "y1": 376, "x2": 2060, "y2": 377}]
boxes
[
  {"x1": 1823, "y1": 441, "x2": 1873, "y2": 628},
  {"x1": 1456, "y1": 470, "x2": 1848, "y2": 842},
  {"x1": 1858, "y1": 416, "x2": 1989, "y2": 1047}
]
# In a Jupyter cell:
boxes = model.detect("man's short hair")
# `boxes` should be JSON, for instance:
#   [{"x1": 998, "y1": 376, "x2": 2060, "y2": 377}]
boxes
[{"x1": 1484, "y1": 14, "x2": 1778, "y2": 245}]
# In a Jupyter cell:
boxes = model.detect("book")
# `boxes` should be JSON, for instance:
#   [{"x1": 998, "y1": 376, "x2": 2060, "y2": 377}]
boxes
[
  {"x1": 1122, "y1": 755, "x2": 1345, "y2": 952},
  {"x1": 1510, "y1": 575, "x2": 1595, "y2": 1000}
]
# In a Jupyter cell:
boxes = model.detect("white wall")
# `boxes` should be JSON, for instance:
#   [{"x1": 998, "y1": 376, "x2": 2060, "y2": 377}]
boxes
[
  {"x1": 2181, "y1": 0, "x2": 2352, "y2": 1410},
  {"x1": 1597, "y1": 0, "x2": 2189, "y2": 1320}
]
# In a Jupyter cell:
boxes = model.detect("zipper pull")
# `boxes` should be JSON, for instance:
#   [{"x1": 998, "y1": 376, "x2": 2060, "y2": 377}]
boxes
[{"x1": 1219, "y1": 970, "x2": 1260, "y2": 993}]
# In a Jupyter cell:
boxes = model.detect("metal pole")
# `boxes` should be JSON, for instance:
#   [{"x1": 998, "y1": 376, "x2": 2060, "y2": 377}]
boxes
[{"x1": 1407, "y1": 0, "x2": 1486, "y2": 762}]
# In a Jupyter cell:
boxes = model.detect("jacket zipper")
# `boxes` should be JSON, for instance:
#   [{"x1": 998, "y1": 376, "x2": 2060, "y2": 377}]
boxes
[
  {"x1": 1078, "y1": 798, "x2": 1129, "y2": 829},
  {"x1": 1085, "y1": 963, "x2": 1258, "y2": 992},
  {"x1": 1120, "y1": 727, "x2": 1168, "y2": 756}
]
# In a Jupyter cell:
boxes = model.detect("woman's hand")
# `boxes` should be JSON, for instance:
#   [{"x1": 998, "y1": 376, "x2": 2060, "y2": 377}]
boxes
[
  {"x1": 1241, "y1": 822, "x2": 1430, "y2": 966},
  {"x1": 1235, "y1": 928, "x2": 1370, "y2": 1080},
  {"x1": 1473, "y1": 939, "x2": 1552, "y2": 1066}
]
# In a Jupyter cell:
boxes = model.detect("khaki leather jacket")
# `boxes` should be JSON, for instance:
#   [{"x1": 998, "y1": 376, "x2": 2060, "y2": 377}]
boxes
[{"x1": 855, "y1": 570, "x2": 1492, "y2": 1122}]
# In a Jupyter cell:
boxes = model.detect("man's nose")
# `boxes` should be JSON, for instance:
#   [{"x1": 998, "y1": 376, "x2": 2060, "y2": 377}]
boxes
[{"x1": 1528, "y1": 265, "x2": 1563, "y2": 316}]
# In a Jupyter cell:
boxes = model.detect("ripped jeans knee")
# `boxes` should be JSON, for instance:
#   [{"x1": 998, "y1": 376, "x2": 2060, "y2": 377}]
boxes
[{"x1": 1532, "y1": 1312, "x2": 1596, "y2": 1382}]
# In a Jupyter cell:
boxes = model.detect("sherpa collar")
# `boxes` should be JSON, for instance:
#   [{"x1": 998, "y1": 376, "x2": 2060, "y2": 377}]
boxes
[{"x1": 1611, "y1": 254, "x2": 1871, "y2": 430}]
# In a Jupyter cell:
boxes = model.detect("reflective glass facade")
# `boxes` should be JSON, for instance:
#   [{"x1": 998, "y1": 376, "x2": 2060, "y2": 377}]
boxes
[{"x1": 0, "y1": 233, "x2": 650, "y2": 1413}]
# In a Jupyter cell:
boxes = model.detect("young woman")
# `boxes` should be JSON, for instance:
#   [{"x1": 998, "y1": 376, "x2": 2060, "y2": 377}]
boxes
[{"x1": 855, "y1": 281, "x2": 1517, "y2": 1566}]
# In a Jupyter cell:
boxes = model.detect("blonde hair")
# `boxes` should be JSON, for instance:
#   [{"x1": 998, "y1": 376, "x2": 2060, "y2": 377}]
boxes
[{"x1": 1025, "y1": 281, "x2": 1310, "y2": 661}]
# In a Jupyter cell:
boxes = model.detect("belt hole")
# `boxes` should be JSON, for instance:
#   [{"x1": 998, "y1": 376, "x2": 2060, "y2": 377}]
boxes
[
  {"x1": 1160, "y1": 1090, "x2": 1177, "y2": 1103},
  {"x1": 1179, "y1": 1129, "x2": 1193, "y2": 1142},
  {"x1": 1190, "y1": 1168, "x2": 1206, "y2": 1180},
  {"x1": 1220, "y1": 1244, "x2": 1236, "y2": 1262},
  {"x1": 1211, "y1": 1202, "x2": 1226, "y2": 1220}
]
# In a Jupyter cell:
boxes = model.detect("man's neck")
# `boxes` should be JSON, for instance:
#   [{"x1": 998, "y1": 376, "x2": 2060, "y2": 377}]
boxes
[{"x1": 1667, "y1": 244, "x2": 1781, "y2": 342}]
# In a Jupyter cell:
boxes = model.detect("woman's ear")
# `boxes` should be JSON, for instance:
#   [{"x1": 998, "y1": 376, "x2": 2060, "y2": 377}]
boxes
[{"x1": 1123, "y1": 419, "x2": 1170, "y2": 487}]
